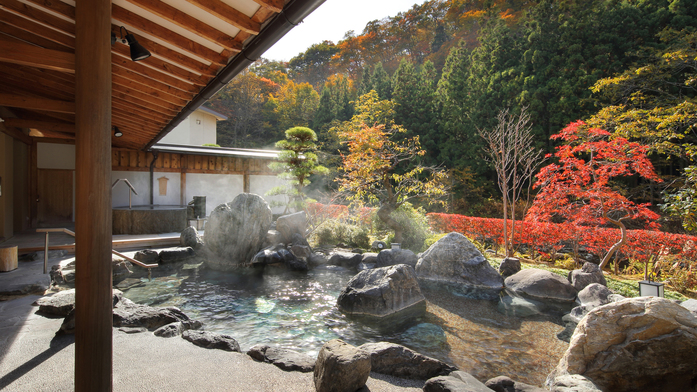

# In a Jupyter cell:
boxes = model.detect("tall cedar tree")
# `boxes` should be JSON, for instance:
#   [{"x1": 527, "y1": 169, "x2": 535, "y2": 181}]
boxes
[
  {"x1": 527, "y1": 121, "x2": 661, "y2": 268},
  {"x1": 392, "y1": 59, "x2": 441, "y2": 165}
]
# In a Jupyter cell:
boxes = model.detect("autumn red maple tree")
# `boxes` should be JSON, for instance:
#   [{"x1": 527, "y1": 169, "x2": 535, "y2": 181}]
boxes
[{"x1": 526, "y1": 121, "x2": 661, "y2": 268}]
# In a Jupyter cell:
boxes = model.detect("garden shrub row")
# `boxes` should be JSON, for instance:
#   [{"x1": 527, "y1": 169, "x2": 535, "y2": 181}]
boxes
[{"x1": 427, "y1": 213, "x2": 697, "y2": 291}]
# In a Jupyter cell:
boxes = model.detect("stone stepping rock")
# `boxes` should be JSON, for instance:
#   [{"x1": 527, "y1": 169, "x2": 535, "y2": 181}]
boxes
[
  {"x1": 314, "y1": 339, "x2": 370, "y2": 392},
  {"x1": 358, "y1": 342, "x2": 454, "y2": 380},
  {"x1": 424, "y1": 371, "x2": 493, "y2": 392},
  {"x1": 181, "y1": 330, "x2": 240, "y2": 352},
  {"x1": 247, "y1": 344, "x2": 314, "y2": 372}
]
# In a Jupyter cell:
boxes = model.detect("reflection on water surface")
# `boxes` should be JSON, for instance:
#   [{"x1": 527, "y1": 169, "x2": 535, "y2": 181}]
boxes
[{"x1": 122, "y1": 268, "x2": 568, "y2": 386}]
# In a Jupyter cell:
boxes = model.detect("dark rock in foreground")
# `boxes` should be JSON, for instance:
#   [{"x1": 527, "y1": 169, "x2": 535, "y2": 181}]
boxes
[
  {"x1": 485, "y1": 375, "x2": 546, "y2": 391},
  {"x1": 181, "y1": 330, "x2": 241, "y2": 352},
  {"x1": 416, "y1": 232, "x2": 504, "y2": 299},
  {"x1": 358, "y1": 342, "x2": 454, "y2": 380},
  {"x1": 549, "y1": 374, "x2": 602, "y2": 392},
  {"x1": 423, "y1": 370, "x2": 494, "y2": 392},
  {"x1": 314, "y1": 339, "x2": 371, "y2": 392},
  {"x1": 35, "y1": 289, "x2": 77, "y2": 317},
  {"x1": 112, "y1": 296, "x2": 198, "y2": 331},
  {"x1": 337, "y1": 264, "x2": 426, "y2": 318},
  {"x1": 247, "y1": 344, "x2": 314, "y2": 372}
]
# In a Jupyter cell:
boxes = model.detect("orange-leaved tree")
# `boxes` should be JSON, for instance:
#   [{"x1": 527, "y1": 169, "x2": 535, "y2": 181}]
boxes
[
  {"x1": 335, "y1": 91, "x2": 448, "y2": 244},
  {"x1": 526, "y1": 121, "x2": 661, "y2": 268}
]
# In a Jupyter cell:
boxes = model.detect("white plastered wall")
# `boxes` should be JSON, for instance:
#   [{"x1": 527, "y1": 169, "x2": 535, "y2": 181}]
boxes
[
  {"x1": 185, "y1": 173, "x2": 244, "y2": 216},
  {"x1": 111, "y1": 171, "x2": 182, "y2": 207},
  {"x1": 250, "y1": 175, "x2": 287, "y2": 215},
  {"x1": 159, "y1": 110, "x2": 217, "y2": 146}
]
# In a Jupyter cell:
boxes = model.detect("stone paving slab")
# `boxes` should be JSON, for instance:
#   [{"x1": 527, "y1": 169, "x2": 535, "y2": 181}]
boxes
[{"x1": 0, "y1": 295, "x2": 424, "y2": 392}]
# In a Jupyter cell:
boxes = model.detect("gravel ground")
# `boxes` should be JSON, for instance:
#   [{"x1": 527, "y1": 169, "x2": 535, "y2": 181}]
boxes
[{"x1": 0, "y1": 295, "x2": 424, "y2": 392}]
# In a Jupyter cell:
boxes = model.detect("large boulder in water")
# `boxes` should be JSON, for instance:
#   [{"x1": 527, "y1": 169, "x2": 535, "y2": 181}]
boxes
[
  {"x1": 415, "y1": 232, "x2": 504, "y2": 299},
  {"x1": 376, "y1": 248, "x2": 418, "y2": 268},
  {"x1": 276, "y1": 211, "x2": 307, "y2": 244},
  {"x1": 505, "y1": 269, "x2": 577, "y2": 303},
  {"x1": 337, "y1": 264, "x2": 426, "y2": 318},
  {"x1": 203, "y1": 193, "x2": 272, "y2": 271},
  {"x1": 550, "y1": 297, "x2": 697, "y2": 392}
]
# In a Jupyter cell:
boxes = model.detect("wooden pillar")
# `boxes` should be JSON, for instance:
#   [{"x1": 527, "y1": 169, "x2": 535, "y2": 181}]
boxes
[
  {"x1": 180, "y1": 171, "x2": 186, "y2": 206},
  {"x1": 29, "y1": 140, "x2": 37, "y2": 228},
  {"x1": 243, "y1": 159, "x2": 250, "y2": 193},
  {"x1": 74, "y1": 0, "x2": 113, "y2": 391},
  {"x1": 243, "y1": 172, "x2": 250, "y2": 193}
]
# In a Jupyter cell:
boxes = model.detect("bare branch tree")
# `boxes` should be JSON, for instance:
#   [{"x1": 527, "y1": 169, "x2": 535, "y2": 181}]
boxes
[{"x1": 480, "y1": 107, "x2": 545, "y2": 257}]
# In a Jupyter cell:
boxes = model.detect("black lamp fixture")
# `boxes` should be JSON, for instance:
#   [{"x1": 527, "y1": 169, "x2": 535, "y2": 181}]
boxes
[
  {"x1": 113, "y1": 126, "x2": 123, "y2": 138},
  {"x1": 638, "y1": 273, "x2": 664, "y2": 297},
  {"x1": 111, "y1": 26, "x2": 151, "y2": 62}
]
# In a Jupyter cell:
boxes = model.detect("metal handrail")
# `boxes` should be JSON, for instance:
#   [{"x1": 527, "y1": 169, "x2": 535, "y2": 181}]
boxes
[
  {"x1": 36, "y1": 228, "x2": 157, "y2": 278},
  {"x1": 112, "y1": 179, "x2": 138, "y2": 209}
]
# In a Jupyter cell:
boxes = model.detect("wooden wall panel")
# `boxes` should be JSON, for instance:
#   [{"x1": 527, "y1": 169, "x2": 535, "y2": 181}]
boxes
[{"x1": 109, "y1": 150, "x2": 276, "y2": 175}]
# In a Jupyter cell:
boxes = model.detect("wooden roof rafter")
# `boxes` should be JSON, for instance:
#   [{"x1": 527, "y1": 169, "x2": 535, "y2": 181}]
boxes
[{"x1": 0, "y1": 0, "x2": 326, "y2": 151}]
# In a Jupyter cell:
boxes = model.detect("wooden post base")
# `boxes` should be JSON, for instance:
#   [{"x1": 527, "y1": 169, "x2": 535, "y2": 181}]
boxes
[{"x1": 0, "y1": 246, "x2": 18, "y2": 272}]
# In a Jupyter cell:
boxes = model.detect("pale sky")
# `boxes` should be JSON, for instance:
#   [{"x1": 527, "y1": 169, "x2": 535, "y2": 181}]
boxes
[{"x1": 262, "y1": 0, "x2": 423, "y2": 62}]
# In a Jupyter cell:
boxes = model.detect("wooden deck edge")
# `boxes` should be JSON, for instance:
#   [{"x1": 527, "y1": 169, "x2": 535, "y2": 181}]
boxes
[{"x1": 18, "y1": 237, "x2": 180, "y2": 254}]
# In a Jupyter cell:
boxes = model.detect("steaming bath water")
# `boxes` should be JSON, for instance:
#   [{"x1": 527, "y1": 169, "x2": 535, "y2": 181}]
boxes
[{"x1": 122, "y1": 268, "x2": 568, "y2": 386}]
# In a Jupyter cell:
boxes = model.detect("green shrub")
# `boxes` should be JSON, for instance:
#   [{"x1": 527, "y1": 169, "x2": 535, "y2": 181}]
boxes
[
  {"x1": 375, "y1": 203, "x2": 431, "y2": 252},
  {"x1": 422, "y1": 232, "x2": 448, "y2": 252},
  {"x1": 309, "y1": 219, "x2": 370, "y2": 249}
]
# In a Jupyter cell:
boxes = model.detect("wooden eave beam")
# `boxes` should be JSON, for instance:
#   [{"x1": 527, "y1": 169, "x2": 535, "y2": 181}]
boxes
[
  {"x1": 0, "y1": 64, "x2": 76, "y2": 95},
  {"x1": 0, "y1": 74, "x2": 74, "y2": 102},
  {"x1": 0, "y1": 93, "x2": 75, "y2": 113},
  {"x1": 186, "y1": 0, "x2": 261, "y2": 35},
  {"x1": 0, "y1": 12, "x2": 74, "y2": 51},
  {"x1": 110, "y1": 51, "x2": 202, "y2": 94},
  {"x1": 112, "y1": 83, "x2": 181, "y2": 113},
  {"x1": 112, "y1": 99, "x2": 171, "y2": 124},
  {"x1": 112, "y1": 4, "x2": 227, "y2": 66},
  {"x1": 28, "y1": 128, "x2": 74, "y2": 139},
  {"x1": 22, "y1": 0, "x2": 75, "y2": 20},
  {"x1": 111, "y1": 63, "x2": 198, "y2": 99},
  {"x1": 0, "y1": 122, "x2": 33, "y2": 144},
  {"x1": 112, "y1": 74, "x2": 188, "y2": 106},
  {"x1": 31, "y1": 110, "x2": 75, "y2": 123},
  {"x1": 111, "y1": 45, "x2": 208, "y2": 87},
  {"x1": 123, "y1": 0, "x2": 242, "y2": 51},
  {"x1": 110, "y1": 24, "x2": 215, "y2": 77},
  {"x1": 251, "y1": 0, "x2": 283, "y2": 13},
  {"x1": 2, "y1": 118, "x2": 75, "y2": 133},
  {"x1": 0, "y1": 36, "x2": 75, "y2": 72},
  {"x1": 0, "y1": 0, "x2": 75, "y2": 35}
]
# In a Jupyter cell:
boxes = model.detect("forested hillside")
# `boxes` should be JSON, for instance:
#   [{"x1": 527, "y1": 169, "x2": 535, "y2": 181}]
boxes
[{"x1": 206, "y1": 0, "x2": 697, "y2": 223}]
